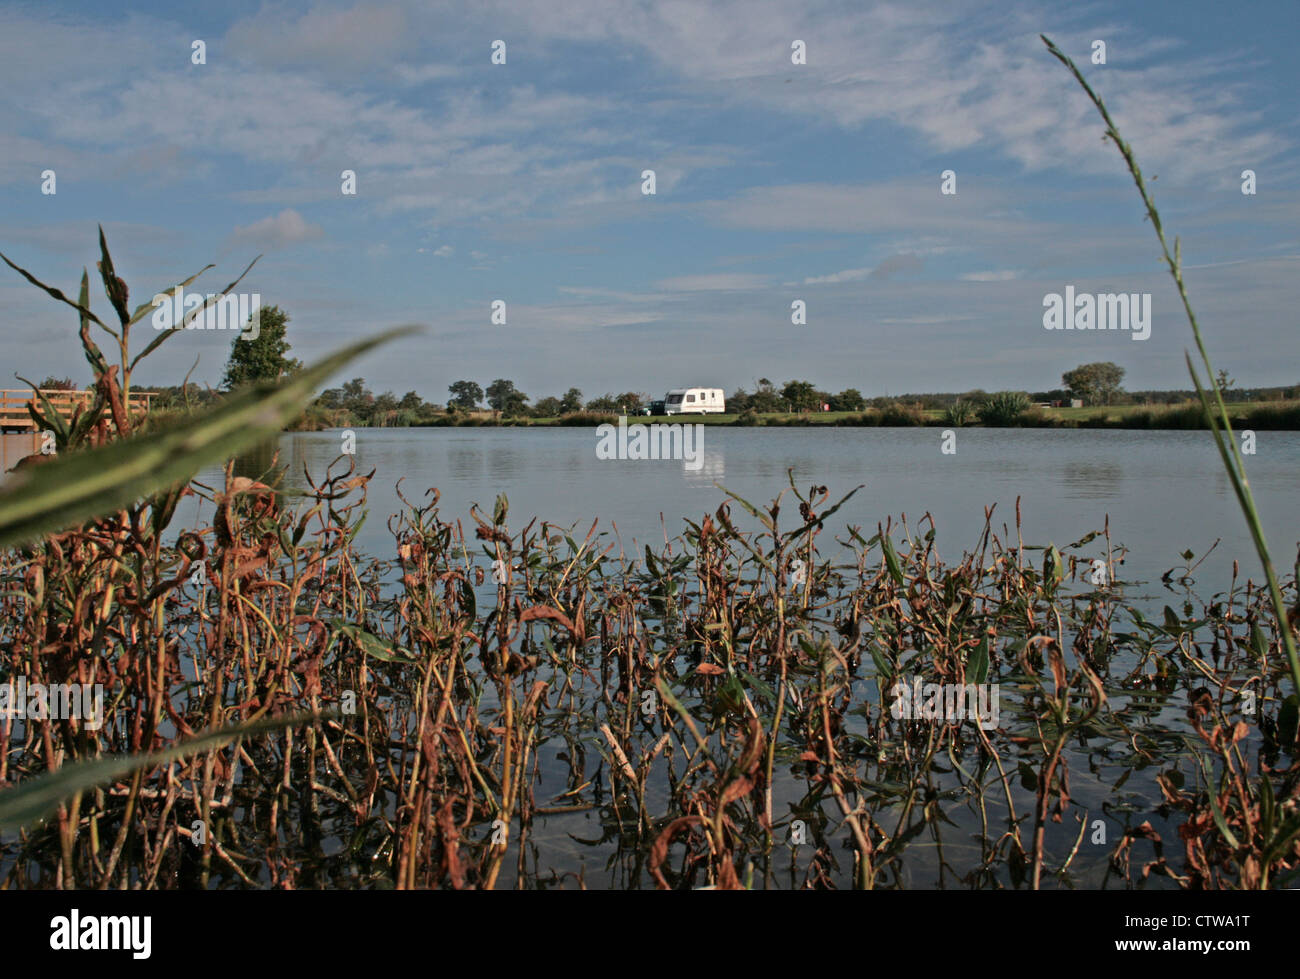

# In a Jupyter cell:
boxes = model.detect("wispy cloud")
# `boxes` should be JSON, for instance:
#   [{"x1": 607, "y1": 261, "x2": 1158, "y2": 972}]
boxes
[
  {"x1": 960, "y1": 269, "x2": 1022, "y2": 281},
  {"x1": 656, "y1": 273, "x2": 768, "y2": 292}
]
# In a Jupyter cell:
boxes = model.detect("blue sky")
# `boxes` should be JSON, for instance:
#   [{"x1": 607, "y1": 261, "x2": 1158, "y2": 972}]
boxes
[{"x1": 1, "y1": 0, "x2": 1297, "y2": 404}]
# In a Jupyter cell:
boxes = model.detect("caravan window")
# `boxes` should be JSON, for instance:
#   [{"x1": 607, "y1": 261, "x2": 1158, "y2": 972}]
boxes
[{"x1": 686, "y1": 394, "x2": 695, "y2": 403}]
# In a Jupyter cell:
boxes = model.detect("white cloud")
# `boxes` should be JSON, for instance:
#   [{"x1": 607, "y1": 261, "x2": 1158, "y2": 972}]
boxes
[
  {"x1": 803, "y1": 267, "x2": 872, "y2": 285},
  {"x1": 393, "y1": 63, "x2": 461, "y2": 86},
  {"x1": 225, "y1": 2, "x2": 414, "y2": 70},
  {"x1": 496, "y1": 0, "x2": 1287, "y2": 182},
  {"x1": 801, "y1": 254, "x2": 923, "y2": 285},
  {"x1": 230, "y1": 209, "x2": 324, "y2": 249}
]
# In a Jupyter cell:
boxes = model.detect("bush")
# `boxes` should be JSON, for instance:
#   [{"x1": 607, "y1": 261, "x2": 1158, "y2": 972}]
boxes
[
  {"x1": 977, "y1": 391, "x2": 1031, "y2": 426},
  {"x1": 555, "y1": 411, "x2": 618, "y2": 426},
  {"x1": 1243, "y1": 402, "x2": 1300, "y2": 430},
  {"x1": 832, "y1": 411, "x2": 879, "y2": 426},
  {"x1": 878, "y1": 402, "x2": 926, "y2": 426},
  {"x1": 943, "y1": 400, "x2": 972, "y2": 426}
]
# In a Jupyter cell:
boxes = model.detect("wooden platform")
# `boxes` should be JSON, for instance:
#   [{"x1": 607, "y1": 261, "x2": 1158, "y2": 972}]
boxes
[{"x1": 0, "y1": 388, "x2": 157, "y2": 434}]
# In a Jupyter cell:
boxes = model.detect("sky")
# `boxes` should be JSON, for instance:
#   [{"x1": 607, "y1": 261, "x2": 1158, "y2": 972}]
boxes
[{"x1": 1, "y1": 0, "x2": 1297, "y2": 405}]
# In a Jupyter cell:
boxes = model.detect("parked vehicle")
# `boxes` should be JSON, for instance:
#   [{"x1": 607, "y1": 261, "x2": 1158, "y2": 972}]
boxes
[
  {"x1": 663, "y1": 388, "x2": 725, "y2": 415},
  {"x1": 640, "y1": 400, "x2": 667, "y2": 416}
]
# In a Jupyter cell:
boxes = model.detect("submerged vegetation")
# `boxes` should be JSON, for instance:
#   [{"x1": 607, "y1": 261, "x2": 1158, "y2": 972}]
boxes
[{"x1": 0, "y1": 43, "x2": 1296, "y2": 890}]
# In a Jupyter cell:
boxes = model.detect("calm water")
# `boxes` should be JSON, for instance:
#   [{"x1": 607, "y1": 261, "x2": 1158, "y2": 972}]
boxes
[
  {"x1": 197, "y1": 426, "x2": 1298, "y2": 596},
  {"x1": 194, "y1": 425, "x2": 1296, "y2": 888}
]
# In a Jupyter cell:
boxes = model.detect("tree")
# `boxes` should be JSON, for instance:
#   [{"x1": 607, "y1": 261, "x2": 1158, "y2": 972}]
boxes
[
  {"x1": 317, "y1": 387, "x2": 345, "y2": 410},
  {"x1": 37, "y1": 376, "x2": 78, "y2": 390},
  {"x1": 221, "y1": 304, "x2": 301, "y2": 389},
  {"x1": 533, "y1": 396, "x2": 562, "y2": 417},
  {"x1": 448, "y1": 380, "x2": 483, "y2": 411},
  {"x1": 485, "y1": 378, "x2": 528, "y2": 416},
  {"x1": 728, "y1": 387, "x2": 752, "y2": 413},
  {"x1": 830, "y1": 388, "x2": 865, "y2": 412},
  {"x1": 398, "y1": 391, "x2": 425, "y2": 411},
  {"x1": 150, "y1": 382, "x2": 218, "y2": 411},
  {"x1": 781, "y1": 380, "x2": 819, "y2": 412},
  {"x1": 342, "y1": 377, "x2": 372, "y2": 411},
  {"x1": 616, "y1": 392, "x2": 644, "y2": 413},
  {"x1": 330, "y1": 377, "x2": 374, "y2": 423},
  {"x1": 560, "y1": 387, "x2": 584, "y2": 413},
  {"x1": 744, "y1": 378, "x2": 781, "y2": 413},
  {"x1": 585, "y1": 393, "x2": 619, "y2": 413},
  {"x1": 1062, "y1": 362, "x2": 1125, "y2": 406}
]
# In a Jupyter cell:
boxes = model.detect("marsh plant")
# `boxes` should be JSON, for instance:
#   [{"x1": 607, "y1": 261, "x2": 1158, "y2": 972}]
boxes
[{"x1": 943, "y1": 400, "x2": 973, "y2": 427}]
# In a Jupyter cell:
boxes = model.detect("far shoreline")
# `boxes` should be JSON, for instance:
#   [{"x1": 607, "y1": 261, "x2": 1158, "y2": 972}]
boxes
[{"x1": 290, "y1": 400, "x2": 1300, "y2": 432}]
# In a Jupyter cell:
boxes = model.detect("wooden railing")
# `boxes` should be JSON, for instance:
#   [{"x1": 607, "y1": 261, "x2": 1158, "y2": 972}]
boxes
[{"x1": 0, "y1": 388, "x2": 157, "y2": 433}]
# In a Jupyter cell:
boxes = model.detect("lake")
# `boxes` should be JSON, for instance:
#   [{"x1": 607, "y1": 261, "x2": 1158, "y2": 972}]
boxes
[
  {"x1": 173, "y1": 424, "x2": 1299, "y2": 888},
  {"x1": 199, "y1": 425, "x2": 1299, "y2": 597},
  {"x1": 5, "y1": 424, "x2": 1292, "y2": 889}
]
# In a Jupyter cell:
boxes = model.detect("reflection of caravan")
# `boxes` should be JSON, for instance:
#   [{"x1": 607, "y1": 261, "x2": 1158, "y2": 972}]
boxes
[{"x1": 664, "y1": 388, "x2": 725, "y2": 415}]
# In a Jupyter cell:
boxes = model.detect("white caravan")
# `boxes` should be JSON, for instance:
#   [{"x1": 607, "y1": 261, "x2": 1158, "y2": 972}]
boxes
[{"x1": 664, "y1": 388, "x2": 726, "y2": 415}]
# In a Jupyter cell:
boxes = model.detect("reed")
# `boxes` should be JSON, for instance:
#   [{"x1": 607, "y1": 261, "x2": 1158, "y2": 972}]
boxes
[{"x1": 1042, "y1": 35, "x2": 1300, "y2": 716}]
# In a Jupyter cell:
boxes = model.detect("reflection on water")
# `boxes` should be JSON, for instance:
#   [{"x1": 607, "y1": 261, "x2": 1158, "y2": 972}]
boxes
[
  {"x1": 1060, "y1": 461, "x2": 1123, "y2": 499},
  {"x1": 683, "y1": 449, "x2": 725, "y2": 486},
  {"x1": 486, "y1": 445, "x2": 525, "y2": 479},
  {"x1": 191, "y1": 426, "x2": 1299, "y2": 595},
  {"x1": 232, "y1": 438, "x2": 279, "y2": 484}
]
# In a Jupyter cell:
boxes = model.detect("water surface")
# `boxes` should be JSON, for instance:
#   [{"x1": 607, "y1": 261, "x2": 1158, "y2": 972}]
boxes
[{"x1": 198, "y1": 426, "x2": 1299, "y2": 596}]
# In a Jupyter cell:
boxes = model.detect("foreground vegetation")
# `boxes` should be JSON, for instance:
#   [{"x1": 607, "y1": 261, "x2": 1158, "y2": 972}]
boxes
[{"x1": 2, "y1": 446, "x2": 1297, "y2": 888}]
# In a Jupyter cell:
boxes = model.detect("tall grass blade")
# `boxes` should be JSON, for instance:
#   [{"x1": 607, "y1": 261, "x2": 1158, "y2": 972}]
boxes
[
  {"x1": 1042, "y1": 35, "x2": 1300, "y2": 706},
  {"x1": 0, "y1": 712, "x2": 323, "y2": 832}
]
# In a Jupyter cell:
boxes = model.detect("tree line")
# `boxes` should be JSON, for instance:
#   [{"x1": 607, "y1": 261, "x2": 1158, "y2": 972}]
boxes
[{"x1": 57, "y1": 301, "x2": 1287, "y2": 428}]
